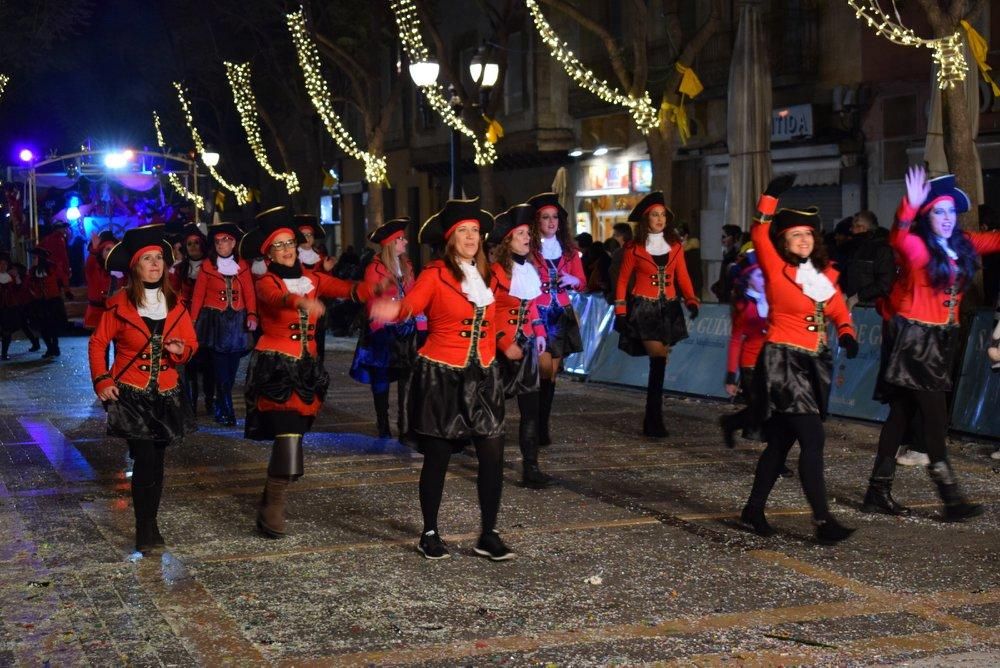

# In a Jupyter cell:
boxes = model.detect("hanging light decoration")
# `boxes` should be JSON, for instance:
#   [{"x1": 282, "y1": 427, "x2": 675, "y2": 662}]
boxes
[
  {"x1": 224, "y1": 61, "x2": 301, "y2": 195},
  {"x1": 152, "y1": 111, "x2": 205, "y2": 210},
  {"x1": 846, "y1": 1, "x2": 967, "y2": 89},
  {"x1": 0, "y1": 75, "x2": 9, "y2": 102},
  {"x1": 285, "y1": 8, "x2": 389, "y2": 184},
  {"x1": 390, "y1": 0, "x2": 498, "y2": 165},
  {"x1": 525, "y1": 0, "x2": 659, "y2": 133},
  {"x1": 173, "y1": 82, "x2": 251, "y2": 205}
]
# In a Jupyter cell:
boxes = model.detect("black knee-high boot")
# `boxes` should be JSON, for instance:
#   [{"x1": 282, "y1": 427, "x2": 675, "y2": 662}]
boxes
[
  {"x1": 643, "y1": 356, "x2": 668, "y2": 437},
  {"x1": 373, "y1": 390, "x2": 391, "y2": 437},
  {"x1": 927, "y1": 460, "x2": 983, "y2": 521},
  {"x1": 1, "y1": 333, "x2": 10, "y2": 360},
  {"x1": 518, "y1": 392, "x2": 552, "y2": 488},
  {"x1": 538, "y1": 379, "x2": 554, "y2": 446}
]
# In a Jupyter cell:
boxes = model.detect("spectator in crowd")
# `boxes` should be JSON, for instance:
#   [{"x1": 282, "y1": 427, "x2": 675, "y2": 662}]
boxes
[
  {"x1": 710, "y1": 224, "x2": 742, "y2": 302},
  {"x1": 840, "y1": 210, "x2": 895, "y2": 308},
  {"x1": 826, "y1": 217, "x2": 854, "y2": 270},
  {"x1": 608, "y1": 222, "x2": 633, "y2": 296},
  {"x1": 678, "y1": 223, "x2": 703, "y2": 298}
]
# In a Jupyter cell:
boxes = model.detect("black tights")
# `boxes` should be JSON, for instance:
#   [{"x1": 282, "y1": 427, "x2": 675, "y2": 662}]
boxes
[
  {"x1": 876, "y1": 389, "x2": 948, "y2": 464},
  {"x1": 129, "y1": 439, "x2": 166, "y2": 489},
  {"x1": 418, "y1": 436, "x2": 505, "y2": 534},
  {"x1": 747, "y1": 414, "x2": 830, "y2": 521}
]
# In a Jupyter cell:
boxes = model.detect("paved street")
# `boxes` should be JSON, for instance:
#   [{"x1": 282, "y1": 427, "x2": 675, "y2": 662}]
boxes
[{"x1": 0, "y1": 335, "x2": 997, "y2": 666}]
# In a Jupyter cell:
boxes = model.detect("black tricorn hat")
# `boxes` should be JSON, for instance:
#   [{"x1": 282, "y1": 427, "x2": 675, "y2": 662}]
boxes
[
  {"x1": 771, "y1": 207, "x2": 822, "y2": 238},
  {"x1": 97, "y1": 230, "x2": 118, "y2": 245},
  {"x1": 293, "y1": 214, "x2": 326, "y2": 241},
  {"x1": 488, "y1": 204, "x2": 534, "y2": 244},
  {"x1": 205, "y1": 222, "x2": 244, "y2": 245},
  {"x1": 240, "y1": 206, "x2": 306, "y2": 260},
  {"x1": 105, "y1": 224, "x2": 174, "y2": 273},
  {"x1": 418, "y1": 198, "x2": 494, "y2": 246},
  {"x1": 923, "y1": 174, "x2": 971, "y2": 215},
  {"x1": 369, "y1": 217, "x2": 410, "y2": 245},
  {"x1": 525, "y1": 192, "x2": 568, "y2": 220},
  {"x1": 627, "y1": 191, "x2": 675, "y2": 225},
  {"x1": 180, "y1": 223, "x2": 206, "y2": 243}
]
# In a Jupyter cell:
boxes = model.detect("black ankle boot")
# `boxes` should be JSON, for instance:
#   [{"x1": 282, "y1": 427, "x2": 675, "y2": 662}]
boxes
[
  {"x1": 740, "y1": 505, "x2": 775, "y2": 537},
  {"x1": 815, "y1": 515, "x2": 856, "y2": 545},
  {"x1": 642, "y1": 357, "x2": 668, "y2": 438},
  {"x1": 927, "y1": 460, "x2": 983, "y2": 522},
  {"x1": 719, "y1": 414, "x2": 737, "y2": 449},
  {"x1": 131, "y1": 482, "x2": 158, "y2": 554},
  {"x1": 861, "y1": 453, "x2": 910, "y2": 515},
  {"x1": 373, "y1": 391, "x2": 391, "y2": 437}
]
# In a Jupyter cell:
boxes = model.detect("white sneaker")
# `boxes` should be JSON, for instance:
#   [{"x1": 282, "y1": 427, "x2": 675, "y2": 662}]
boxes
[
  {"x1": 896, "y1": 450, "x2": 930, "y2": 466},
  {"x1": 991, "y1": 449, "x2": 1000, "y2": 461}
]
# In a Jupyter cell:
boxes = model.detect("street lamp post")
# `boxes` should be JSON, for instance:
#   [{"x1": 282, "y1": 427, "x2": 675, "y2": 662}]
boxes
[
  {"x1": 448, "y1": 85, "x2": 463, "y2": 199},
  {"x1": 200, "y1": 147, "x2": 221, "y2": 224}
]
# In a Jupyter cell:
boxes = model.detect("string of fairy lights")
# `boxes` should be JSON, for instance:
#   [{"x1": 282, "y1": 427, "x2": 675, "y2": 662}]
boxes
[
  {"x1": 285, "y1": 8, "x2": 389, "y2": 184},
  {"x1": 151, "y1": 111, "x2": 205, "y2": 210},
  {"x1": 390, "y1": 0, "x2": 497, "y2": 166},
  {"x1": 173, "y1": 81, "x2": 251, "y2": 205},
  {"x1": 0, "y1": 75, "x2": 8, "y2": 102},
  {"x1": 224, "y1": 61, "x2": 301, "y2": 195},
  {"x1": 846, "y1": 0, "x2": 967, "y2": 89},
  {"x1": 525, "y1": 0, "x2": 659, "y2": 133}
]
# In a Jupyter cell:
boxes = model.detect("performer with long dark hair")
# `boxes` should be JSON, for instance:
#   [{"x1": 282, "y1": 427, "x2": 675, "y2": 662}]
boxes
[
  {"x1": 350, "y1": 218, "x2": 420, "y2": 438},
  {"x1": 371, "y1": 198, "x2": 513, "y2": 561},
  {"x1": 614, "y1": 191, "x2": 699, "y2": 437},
  {"x1": 490, "y1": 204, "x2": 552, "y2": 488},
  {"x1": 527, "y1": 193, "x2": 585, "y2": 446},
  {"x1": 740, "y1": 176, "x2": 859, "y2": 544},
  {"x1": 88, "y1": 225, "x2": 198, "y2": 554},
  {"x1": 240, "y1": 207, "x2": 372, "y2": 538},
  {"x1": 190, "y1": 223, "x2": 257, "y2": 426},
  {"x1": 862, "y1": 166, "x2": 1000, "y2": 520}
]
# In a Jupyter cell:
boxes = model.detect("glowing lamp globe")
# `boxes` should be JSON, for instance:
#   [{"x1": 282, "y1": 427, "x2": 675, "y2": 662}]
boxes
[
  {"x1": 18, "y1": 149, "x2": 33, "y2": 162},
  {"x1": 408, "y1": 59, "x2": 440, "y2": 87}
]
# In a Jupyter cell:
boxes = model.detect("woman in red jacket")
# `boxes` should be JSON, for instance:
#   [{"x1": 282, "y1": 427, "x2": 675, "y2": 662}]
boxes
[
  {"x1": 371, "y1": 198, "x2": 512, "y2": 562},
  {"x1": 190, "y1": 223, "x2": 257, "y2": 426},
  {"x1": 239, "y1": 207, "x2": 371, "y2": 539},
  {"x1": 614, "y1": 191, "x2": 700, "y2": 437},
  {"x1": 169, "y1": 224, "x2": 215, "y2": 416},
  {"x1": 527, "y1": 192, "x2": 585, "y2": 446},
  {"x1": 740, "y1": 176, "x2": 859, "y2": 544},
  {"x1": 88, "y1": 225, "x2": 198, "y2": 554},
  {"x1": 0, "y1": 252, "x2": 23, "y2": 360},
  {"x1": 490, "y1": 204, "x2": 552, "y2": 488},
  {"x1": 350, "y1": 217, "x2": 421, "y2": 437},
  {"x1": 28, "y1": 246, "x2": 69, "y2": 358},
  {"x1": 83, "y1": 231, "x2": 118, "y2": 330},
  {"x1": 862, "y1": 167, "x2": 1000, "y2": 521}
]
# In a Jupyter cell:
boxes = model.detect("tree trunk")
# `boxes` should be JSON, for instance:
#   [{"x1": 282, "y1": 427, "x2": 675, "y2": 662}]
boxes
[
  {"x1": 646, "y1": 128, "x2": 677, "y2": 203},
  {"x1": 942, "y1": 86, "x2": 980, "y2": 231},
  {"x1": 478, "y1": 162, "x2": 497, "y2": 213},
  {"x1": 365, "y1": 132, "x2": 386, "y2": 232}
]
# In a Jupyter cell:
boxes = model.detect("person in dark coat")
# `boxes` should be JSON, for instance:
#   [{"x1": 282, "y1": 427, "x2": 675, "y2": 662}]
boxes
[
  {"x1": 840, "y1": 210, "x2": 895, "y2": 308},
  {"x1": 710, "y1": 224, "x2": 742, "y2": 302}
]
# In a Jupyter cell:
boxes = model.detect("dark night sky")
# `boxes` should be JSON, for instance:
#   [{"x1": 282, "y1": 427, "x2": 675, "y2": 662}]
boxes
[{"x1": 0, "y1": 1, "x2": 179, "y2": 163}]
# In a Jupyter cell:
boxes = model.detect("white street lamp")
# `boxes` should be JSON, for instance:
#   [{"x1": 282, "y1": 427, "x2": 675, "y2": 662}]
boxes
[
  {"x1": 408, "y1": 57, "x2": 440, "y2": 87},
  {"x1": 469, "y1": 47, "x2": 499, "y2": 88},
  {"x1": 201, "y1": 148, "x2": 220, "y2": 167}
]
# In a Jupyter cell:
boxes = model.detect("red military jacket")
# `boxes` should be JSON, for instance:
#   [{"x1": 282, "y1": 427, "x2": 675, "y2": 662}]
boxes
[
  {"x1": 37, "y1": 232, "x2": 71, "y2": 286},
  {"x1": 363, "y1": 257, "x2": 422, "y2": 332},
  {"x1": 0, "y1": 273, "x2": 20, "y2": 309},
  {"x1": 168, "y1": 258, "x2": 204, "y2": 310},
  {"x1": 889, "y1": 197, "x2": 1000, "y2": 326},
  {"x1": 89, "y1": 292, "x2": 198, "y2": 394},
  {"x1": 490, "y1": 262, "x2": 546, "y2": 349},
  {"x1": 190, "y1": 258, "x2": 257, "y2": 323},
  {"x1": 530, "y1": 249, "x2": 586, "y2": 309},
  {"x1": 397, "y1": 260, "x2": 496, "y2": 368},
  {"x1": 254, "y1": 268, "x2": 370, "y2": 358},
  {"x1": 614, "y1": 240, "x2": 698, "y2": 316},
  {"x1": 751, "y1": 219, "x2": 855, "y2": 352},
  {"x1": 29, "y1": 267, "x2": 65, "y2": 300},
  {"x1": 84, "y1": 244, "x2": 113, "y2": 328},
  {"x1": 727, "y1": 297, "x2": 768, "y2": 373}
]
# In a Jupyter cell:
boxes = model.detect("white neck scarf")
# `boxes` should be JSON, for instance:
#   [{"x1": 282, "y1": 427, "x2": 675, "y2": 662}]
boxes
[
  {"x1": 251, "y1": 258, "x2": 268, "y2": 276},
  {"x1": 0, "y1": 272, "x2": 11, "y2": 285},
  {"x1": 794, "y1": 259, "x2": 837, "y2": 302},
  {"x1": 298, "y1": 247, "x2": 321, "y2": 265},
  {"x1": 745, "y1": 287, "x2": 769, "y2": 319},
  {"x1": 541, "y1": 236, "x2": 562, "y2": 260},
  {"x1": 935, "y1": 235, "x2": 958, "y2": 260},
  {"x1": 460, "y1": 261, "x2": 494, "y2": 307},
  {"x1": 216, "y1": 255, "x2": 239, "y2": 276},
  {"x1": 138, "y1": 287, "x2": 168, "y2": 319},
  {"x1": 283, "y1": 276, "x2": 315, "y2": 296},
  {"x1": 645, "y1": 232, "x2": 670, "y2": 256},
  {"x1": 509, "y1": 260, "x2": 542, "y2": 300},
  {"x1": 188, "y1": 258, "x2": 203, "y2": 280}
]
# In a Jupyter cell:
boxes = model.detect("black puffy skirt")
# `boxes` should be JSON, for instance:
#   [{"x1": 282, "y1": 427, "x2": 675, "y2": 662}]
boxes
[
  {"x1": 0, "y1": 305, "x2": 20, "y2": 332},
  {"x1": 749, "y1": 342, "x2": 833, "y2": 426},
  {"x1": 29, "y1": 297, "x2": 66, "y2": 327},
  {"x1": 402, "y1": 356, "x2": 505, "y2": 450},
  {"x1": 879, "y1": 315, "x2": 958, "y2": 394},
  {"x1": 349, "y1": 319, "x2": 419, "y2": 385},
  {"x1": 538, "y1": 302, "x2": 583, "y2": 358},
  {"x1": 618, "y1": 296, "x2": 688, "y2": 357},
  {"x1": 106, "y1": 384, "x2": 195, "y2": 444},
  {"x1": 195, "y1": 307, "x2": 252, "y2": 354},
  {"x1": 497, "y1": 335, "x2": 540, "y2": 398},
  {"x1": 244, "y1": 350, "x2": 330, "y2": 441}
]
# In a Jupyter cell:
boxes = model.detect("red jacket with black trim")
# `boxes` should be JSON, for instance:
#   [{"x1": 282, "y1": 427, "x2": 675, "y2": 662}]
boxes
[
  {"x1": 751, "y1": 219, "x2": 855, "y2": 351},
  {"x1": 37, "y1": 232, "x2": 70, "y2": 286},
  {"x1": 29, "y1": 268, "x2": 65, "y2": 300},
  {"x1": 168, "y1": 258, "x2": 204, "y2": 310},
  {"x1": 889, "y1": 197, "x2": 1000, "y2": 326},
  {"x1": 490, "y1": 262, "x2": 546, "y2": 350},
  {"x1": 363, "y1": 257, "x2": 424, "y2": 332},
  {"x1": 530, "y1": 250, "x2": 586, "y2": 309},
  {"x1": 397, "y1": 260, "x2": 496, "y2": 368},
  {"x1": 614, "y1": 241, "x2": 699, "y2": 316},
  {"x1": 727, "y1": 297, "x2": 767, "y2": 373},
  {"x1": 84, "y1": 243, "x2": 113, "y2": 328},
  {"x1": 88, "y1": 292, "x2": 198, "y2": 394},
  {"x1": 189, "y1": 259, "x2": 257, "y2": 324},
  {"x1": 254, "y1": 269, "x2": 370, "y2": 358}
]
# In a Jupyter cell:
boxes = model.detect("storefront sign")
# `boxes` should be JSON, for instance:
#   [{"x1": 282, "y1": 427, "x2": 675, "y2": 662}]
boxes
[
  {"x1": 579, "y1": 161, "x2": 630, "y2": 195},
  {"x1": 630, "y1": 160, "x2": 652, "y2": 193},
  {"x1": 772, "y1": 104, "x2": 813, "y2": 142}
]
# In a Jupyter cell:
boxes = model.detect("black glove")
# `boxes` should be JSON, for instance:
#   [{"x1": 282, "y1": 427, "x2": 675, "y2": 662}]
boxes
[
  {"x1": 838, "y1": 333, "x2": 859, "y2": 359},
  {"x1": 613, "y1": 314, "x2": 627, "y2": 333},
  {"x1": 724, "y1": 371, "x2": 738, "y2": 385},
  {"x1": 764, "y1": 174, "x2": 797, "y2": 198},
  {"x1": 687, "y1": 303, "x2": 699, "y2": 320}
]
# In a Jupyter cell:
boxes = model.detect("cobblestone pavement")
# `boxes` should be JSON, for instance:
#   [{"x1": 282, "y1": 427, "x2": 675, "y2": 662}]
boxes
[{"x1": 0, "y1": 336, "x2": 997, "y2": 666}]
